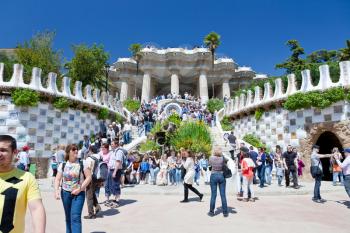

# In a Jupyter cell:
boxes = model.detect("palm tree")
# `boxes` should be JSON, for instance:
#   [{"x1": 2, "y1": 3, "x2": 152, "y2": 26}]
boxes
[
  {"x1": 204, "y1": 32, "x2": 221, "y2": 69},
  {"x1": 129, "y1": 43, "x2": 143, "y2": 75},
  {"x1": 338, "y1": 40, "x2": 350, "y2": 61}
]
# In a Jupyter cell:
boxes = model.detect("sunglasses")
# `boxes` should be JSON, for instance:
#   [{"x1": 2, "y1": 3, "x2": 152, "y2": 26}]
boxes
[{"x1": 71, "y1": 148, "x2": 78, "y2": 151}]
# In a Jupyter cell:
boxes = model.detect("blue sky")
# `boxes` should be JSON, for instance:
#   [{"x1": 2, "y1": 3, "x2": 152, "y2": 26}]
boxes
[{"x1": 1, "y1": 0, "x2": 349, "y2": 75}]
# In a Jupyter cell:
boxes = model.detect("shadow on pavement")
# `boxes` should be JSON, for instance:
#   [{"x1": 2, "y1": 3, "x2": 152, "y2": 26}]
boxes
[
  {"x1": 119, "y1": 199, "x2": 137, "y2": 207},
  {"x1": 215, "y1": 207, "x2": 237, "y2": 215},
  {"x1": 90, "y1": 231, "x2": 107, "y2": 233},
  {"x1": 98, "y1": 208, "x2": 120, "y2": 217},
  {"x1": 336, "y1": 200, "x2": 350, "y2": 208}
]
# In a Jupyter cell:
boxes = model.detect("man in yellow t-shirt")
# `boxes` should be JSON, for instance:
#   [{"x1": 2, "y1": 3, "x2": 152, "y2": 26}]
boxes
[{"x1": 0, "y1": 135, "x2": 46, "y2": 233}]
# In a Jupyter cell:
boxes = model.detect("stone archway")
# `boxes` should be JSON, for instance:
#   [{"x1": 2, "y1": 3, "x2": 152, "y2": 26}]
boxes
[{"x1": 299, "y1": 120, "x2": 350, "y2": 180}]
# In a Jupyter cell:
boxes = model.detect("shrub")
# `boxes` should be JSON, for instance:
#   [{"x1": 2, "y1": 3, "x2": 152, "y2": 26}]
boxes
[
  {"x1": 254, "y1": 108, "x2": 264, "y2": 121},
  {"x1": 170, "y1": 121, "x2": 212, "y2": 156},
  {"x1": 115, "y1": 113, "x2": 125, "y2": 124},
  {"x1": 243, "y1": 134, "x2": 266, "y2": 149},
  {"x1": 206, "y1": 98, "x2": 224, "y2": 113},
  {"x1": 165, "y1": 113, "x2": 182, "y2": 128},
  {"x1": 53, "y1": 97, "x2": 70, "y2": 111},
  {"x1": 140, "y1": 139, "x2": 160, "y2": 153},
  {"x1": 123, "y1": 98, "x2": 141, "y2": 112},
  {"x1": 283, "y1": 87, "x2": 346, "y2": 111},
  {"x1": 98, "y1": 108, "x2": 109, "y2": 120},
  {"x1": 220, "y1": 116, "x2": 233, "y2": 131},
  {"x1": 11, "y1": 88, "x2": 39, "y2": 107}
]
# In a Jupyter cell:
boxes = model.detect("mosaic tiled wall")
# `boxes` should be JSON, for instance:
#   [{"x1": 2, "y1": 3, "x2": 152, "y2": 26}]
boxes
[
  {"x1": 232, "y1": 101, "x2": 350, "y2": 150},
  {"x1": 0, "y1": 95, "x2": 105, "y2": 157}
]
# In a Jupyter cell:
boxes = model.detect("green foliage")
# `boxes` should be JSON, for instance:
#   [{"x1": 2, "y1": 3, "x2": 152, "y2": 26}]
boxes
[
  {"x1": 165, "y1": 113, "x2": 182, "y2": 128},
  {"x1": 150, "y1": 122, "x2": 162, "y2": 136},
  {"x1": 115, "y1": 113, "x2": 125, "y2": 124},
  {"x1": 123, "y1": 98, "x2": 140, "y2": 112},
  {"x1": 206, "y1": 98, "x2": 224, "y2": 113},
  {"x1": 220, "y1": 116, "x2": 233, "y2": 131},
  {"x1": 129, "y1": 43, "x2": 142, "y2": 74},
  {"x1": 243, "y1": 134, "x2": 266, "y2": 149},
  {"x1": 11, "y1": 89, "x2": 39, "y2": 107},
  {"x1": 140, "y1": 139, "x2": 160, "y2": 153},
  {"x1": 170, "y1": 121, "x2": 212, "y2": 156},
  {"x1": 0, "y1": 52, "x2": 17, "y2": 81},
  {"x1": 204, "y1": 32, "x2": 221, "y2": 68},
  {"x1": 275, "y1": 40, "x2": 306, "y2": 74},
  {"x1": 65, "y1": 44, "x2": 109, "y2": 89},
  {"x1": 254, "y1": 108, "x2": 264, "y2": 121},
  {"x1": 283, "y1": 87, "x2": 346, "y2": 111},
  {"x1": 98, "y1": 108, "x2": 109, "y2": 120},
  {"x1": 53, "y1": 97, "x2": 70, "y2": 111},
  {"x1": 338, "y1": 40, "x2": 350, "y2": 61},
  {"x1": 15, "y1": 31, "x2": 62, "y2": 83}
]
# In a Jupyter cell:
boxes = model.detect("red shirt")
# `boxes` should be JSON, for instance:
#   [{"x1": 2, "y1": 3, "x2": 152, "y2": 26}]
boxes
[{"x1": 241, "y1": 159, "x2": 254, "y2": 180}]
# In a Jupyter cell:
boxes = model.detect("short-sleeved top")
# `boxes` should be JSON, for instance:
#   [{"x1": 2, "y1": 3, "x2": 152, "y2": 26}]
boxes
[
  {"x1": 108, "y1": 149, "x2": 123, "y2": 170},
  {"x1": 0, "y1": 168, "x2": 41, "y2": 233},
  {"x1": 209, "y1": 156, "x2": 224, "y2": 172},
  {"x1": 56, "y1": 150, "x2": 65, "y2": 164},
  {"x1": 17, "y1": 151, "x2": 29, "y2": 165},
  {"x1": 283, "y1": 151, "x2": 297, "y2": 167},
  {"x1": 311, "y1": 152, "x2": 323, "y2": 172},
  {"x1": 58, "y1": 161, "x2": 86, "y2": 192}
]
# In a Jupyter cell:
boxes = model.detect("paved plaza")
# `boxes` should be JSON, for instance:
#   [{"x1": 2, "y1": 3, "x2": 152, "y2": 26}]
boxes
[{"x1": 25, "y1": 179, "x2": 350, "y2": 233}]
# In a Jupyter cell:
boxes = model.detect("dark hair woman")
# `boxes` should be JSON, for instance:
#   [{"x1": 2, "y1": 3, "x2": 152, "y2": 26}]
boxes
[
  {"x1": 180, "y1": 149, "x2": 203, "y2": 203},
  {"x1": 54, "y1": 144, "x2": 92, "y2": 233}
]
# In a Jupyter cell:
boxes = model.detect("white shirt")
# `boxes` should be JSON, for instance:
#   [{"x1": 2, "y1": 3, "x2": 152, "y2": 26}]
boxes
[
  {"x1": 123, "y1": 123, "x2": 132, "y2": 131},
  {"x1": 336, "y1": 156, "x2": 350, "y2": 176},
  {"x1": 17, "y1": 151, "x2": 29, "y2": 165},
  {"x1": 108, "y1": 149, "x2": 124, "y2": 169}
]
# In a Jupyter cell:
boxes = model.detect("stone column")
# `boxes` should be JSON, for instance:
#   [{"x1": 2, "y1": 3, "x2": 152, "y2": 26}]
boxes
[
  {"x1": 141, "y1": 72, "x2": 151, "y2": 103},
  {"x1": 120, "y1": 81, "x2": 128, "y2": 101},
  {"x1": 199, "y1": 70, "x2": 209, "y2": 103},
  {"x1": 222, "y1": 79, "x2": 230, "y2": 99},
  {"x1": 170, "y1": 71, "x2": 179, "y2": 96}
]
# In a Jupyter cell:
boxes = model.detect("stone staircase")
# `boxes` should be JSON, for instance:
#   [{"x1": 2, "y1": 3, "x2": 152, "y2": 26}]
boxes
[{"x1": 210, "y1": 126, "x2": 231, "y2": 155}]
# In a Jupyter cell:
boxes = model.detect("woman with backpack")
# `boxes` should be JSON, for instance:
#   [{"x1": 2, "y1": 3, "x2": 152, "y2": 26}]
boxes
[{"x1": 54, "y1": 144, "x2": 92, "y2": 233}]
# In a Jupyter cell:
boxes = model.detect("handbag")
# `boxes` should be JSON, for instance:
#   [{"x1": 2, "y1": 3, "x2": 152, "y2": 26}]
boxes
[
  {"x1": 222, "y1": 159, "x2": 232, "y2": 179},
  {"x1": 310, "y1": 161, "x2": 323, "y2": 178}
]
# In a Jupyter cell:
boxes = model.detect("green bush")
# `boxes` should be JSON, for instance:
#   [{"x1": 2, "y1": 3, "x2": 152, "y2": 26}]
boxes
[
  {"x1": 98, "y1": 108, "x2": 109, "y2": 120},
  {"x1": 170, "y1": 121, "x2": 212, "y2": 156},
  {"x1": 254, "y1": 108, "x2": 264, "y2": 121},
  {"x1": 283, "y1": 87, "x2": 346, "y2": 111},
  {"x1": 115, "y1": 113, "x2": 125, "y2": 124},
  {"x1": 11, "y1": 89, "x2": 39, "y2": 107},
  {"x1": 243, "y1": 134, "x2": 266, "y2": 149},
  {"x1": 165, "y1": 113, "x2": 182, "y2": 128},
  {"x1": 53, "y1": 97, "x2": 70, "y2": 111},
  {"x1": 220, "y1": 116, "x2": 233, "y2": 131},
  {"x1": 123, "y1": 98, "x2": 141, "y2": 112},
  {"x1": 140, "y1": 139, "x2": 160, "y2": 153},
  {"x1": 206, "y1": 98, "x2": 224, "y2": 113}
]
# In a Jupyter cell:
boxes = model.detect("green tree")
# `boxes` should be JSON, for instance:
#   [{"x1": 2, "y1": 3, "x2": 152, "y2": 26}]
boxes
[
  {"x1": 0, "y1": 53, "x2": 17, "y2": 81},
  {"x1": 206, "y1": 98, "x2": 224, "y2": 113},
  {"x1": 275, "y1": 40, "x2": 306, "y2": 74},
  {"x1": 338, "y1": 40, "x2": 350, "y2": 61},
  {"x1": 129, "y1": 43, "x2": 142, "y2": 75},
  {"x1": 65, "y1": 44, "x2": 110, "y2": 89},
  {"x1": 204, "y1": 32, "x2": 221, "y2": 68},
  {"x1": 15, "y1": 31, "x2": 62, "y2": 83},
  {"x1": 307, "y1": 49, "x2": 338, "y2": 63}
]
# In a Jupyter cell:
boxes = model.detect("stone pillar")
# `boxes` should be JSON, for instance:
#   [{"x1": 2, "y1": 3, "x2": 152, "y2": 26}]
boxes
[
  {"x1": 222, "y1": 79, "x2": 230, "y2": 99},
  {"x1": 170, "y1": 72, "x2": 179, "y2": 96},
  {"x1": 141, "y1": 72, "x2": 151, "y2": 102},
  {"x1": 120, "y1": 81, "x2": 128, "y2": 101},
  {"x1": 199, "y1": 71, "x2": 209, "y2": 103}
]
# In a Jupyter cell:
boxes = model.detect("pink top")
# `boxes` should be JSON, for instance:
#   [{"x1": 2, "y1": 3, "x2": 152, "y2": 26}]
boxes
[{"x1": 99, "y1": 151, "x2": 111, "y2": 164}]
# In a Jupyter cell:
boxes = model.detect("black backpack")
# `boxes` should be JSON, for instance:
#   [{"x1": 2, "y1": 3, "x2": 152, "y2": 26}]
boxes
[
  {"x1": 88, "y1": 155, "x2": 108, "y2": 182},
  {"x1": 116, "y1": 148, "x2": 128, "y2": 171}
]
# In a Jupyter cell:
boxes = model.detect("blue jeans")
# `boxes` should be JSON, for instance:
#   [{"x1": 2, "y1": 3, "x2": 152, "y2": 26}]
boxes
[
  {"x1": 144, "y1": 122, "x2": 151, "y2": 134},
  {"x1": 61, "y1": 190, "x2": 85, "y2": 233},
  {"x1": 209, "y1": 173, "x2": 228, "y2": 215},
  {"x1": 123, "y1": 131, "x2": 131, "y2": 144},
  {"x1": 265, "y1": 165, "x2": 272, "y2": 185},
  {"x1": 169, "y1": 168, "x2": 176, "y2": 184},
  {"x1": 344, "y1": 175, "x2": 350, "y2": 198},
  {"x1": 333, "y1": 171, "x2": 344, "y2": 185},
  {"x1": 105, "y1": 170, "x2": 121, "y2": 197},
  {"x1": 313, "y1": 175, "x2": 322, "y2": 200},
  {"x1": 194, "y1": 170, "x2": 200, "y2": 184},
  {"x1": 175, "y1": 168, "x2": 182, "y2": 184},
  {"x1": 150, "y1": 167, "x2": 159, "y2": 184},
  {"x1": 258, "y1": 165, "x2": 266, "y2": 187}
]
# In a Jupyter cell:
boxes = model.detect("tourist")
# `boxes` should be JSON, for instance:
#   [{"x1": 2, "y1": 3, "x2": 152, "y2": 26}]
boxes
[
  {"x1": 175, "y1": 153, "x2": 184, "y2": 185},
  {"x1": 194, "y1": 157, "x2": 201, "y2": 186},
  {"x1": 99, "y1": 143, "x2": 111, "y2": 198},
  {"x1": 54, "y1": 144, "x2": 92, "y2": 233},
  {"x1": 199, "y1": 154, "x2": 210, "y2": 184},
  {"x1": 274, "y1": 147, "x2": 285, "y2": 186},
  {"x1": 123, "y1": 121, "x2": 132, "y2": 144},
  {"x1": 265, "y1": 150, "x2": 274, "y2": 185},
  {"x1": 335, "y1": 148, "x2": 350, "y2": 197},
  {"x1": 156, "y1": 154, "x2": 168, "y2": 185},
  {"x1": 16, "y1": 145, "x2": 31, "y2": 171},
  {"x1": 208, "y1": 147, "x2": 228, "y2": 217},
  {"x1": 105, "y1": 140, "x2": 123, "y2": 207},
  {"x1": 331, "y1": 147, "x2": 344, "y2": 186},
  {"x1": 297, "y1": 154, "x2": 305, "y2": 177},
  {"x1": 0, "y1": 135, "x2": 46, "y2": 233},
  {"x1": 130, "y1": 156, "x2": 141, "y2": 184},
  {"x1": 241, "y1": 150, "x2": 256, "y2": 202},
  {"x1": 180, "y1": 149, "x2": 203, "y2": 203},
  {"x1": 167, "y1": 150, "x2": 177, "y2": 185},
  {"x1": 84, "y1": 146, "x2": 104, "y2": 219},
  {"x1": 140, "y1": 156, "x2": 150, "y2": 184},
  {"x1": 107, "y1": 124, "x2": 116, "y2": 144},
  {"x1": 149, "y1": 154, "x2": 160, "y2": 185},
  {"x1": 310, "y1": 145, "x2": 331, "y2": 202},
  {"x1": 282, "y1": 145, "x2": 299, "y2": 189},
  {"x1": 56, "y1": 144, "x2": 66, "y2": 165},
  {"x1": 227, "y1": 131, "x2": 237, "y2": 159},
  {"x1": 235, "y1": 147, "x2": 247, "y2": 198},
  {"x1": 249, "y1": 146, "x2": 259, "y2": 184},
  {"x1": 257, "y1": 147, "x2": 267, "y2": 188}
]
